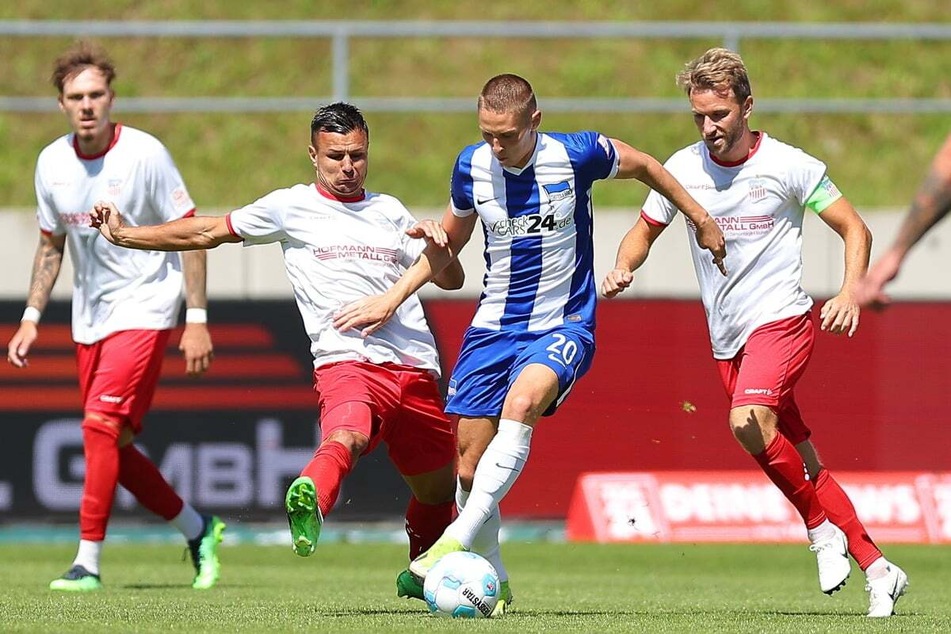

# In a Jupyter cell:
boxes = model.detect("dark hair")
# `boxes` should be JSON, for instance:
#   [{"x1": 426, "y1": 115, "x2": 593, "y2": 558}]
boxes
[
  {"x1": 51, "y1": 40, "x2": 116, "y2": 94},
  {"x1": 478, "y1": 74, "x2": 537, "y2": 122},
  {"x1": 310, "y1": 102, "x2": 369, "y2": 144}
]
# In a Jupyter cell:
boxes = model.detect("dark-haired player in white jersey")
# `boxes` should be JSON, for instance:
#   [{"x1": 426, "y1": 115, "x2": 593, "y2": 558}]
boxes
[
  {"x1": 90, "y1": 102, "x2": 464, "y2": 597},
  {"x1": 5, "y1": 41, "x2": 223, "y2": 592},
  {"x1": 601, "y1": 47, "x2": 907, "y2": 618},
  {"x1": 332, "y1": 73, "x2": 727, "y2": 615}
]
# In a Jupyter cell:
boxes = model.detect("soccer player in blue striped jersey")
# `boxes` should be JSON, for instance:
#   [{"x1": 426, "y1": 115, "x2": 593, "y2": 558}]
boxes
[{"x1": 333, "y1": 73, "x2": 726, "y2": 613}]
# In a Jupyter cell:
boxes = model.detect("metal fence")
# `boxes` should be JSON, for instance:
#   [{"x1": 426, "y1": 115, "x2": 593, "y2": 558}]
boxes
[{"x1": 2, "y1": 20, "x2": 950, "y2": 114}]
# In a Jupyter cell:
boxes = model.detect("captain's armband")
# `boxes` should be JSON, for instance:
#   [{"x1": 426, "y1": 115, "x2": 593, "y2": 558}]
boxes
[{"x1": 805, "y1": 176, "x2": 843, "y2": 214}]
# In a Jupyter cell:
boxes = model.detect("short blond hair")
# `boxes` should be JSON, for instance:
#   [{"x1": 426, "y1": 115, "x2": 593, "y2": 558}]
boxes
[
  {"x1": 676, "y1": 47, "x2": 751, "y2": 103},
  {"x1": 478, "y1": 73, "x2": 537, "y2": 122}
]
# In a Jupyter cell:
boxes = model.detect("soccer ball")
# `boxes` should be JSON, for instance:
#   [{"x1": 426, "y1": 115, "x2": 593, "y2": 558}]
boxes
[{"x1": 423, "y1": 551, "x2": 500, "y2": 618}]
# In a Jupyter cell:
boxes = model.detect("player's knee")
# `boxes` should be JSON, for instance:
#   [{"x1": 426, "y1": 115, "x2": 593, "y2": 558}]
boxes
[
  {"x1": 503, "y1": 392, "x2": 539, "y2": 421},
  {"x1": 729, "y1": 407, "x2": 775, "y2": 453},
  {"x1": 323, "y1": 429, "x2": 369, "y2": 459},
  {"x1": 81, "y1": 412, "x2": 125, "y2": 443}
]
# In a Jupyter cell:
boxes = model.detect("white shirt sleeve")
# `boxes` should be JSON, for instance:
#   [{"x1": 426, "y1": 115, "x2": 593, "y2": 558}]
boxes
[
  {"x1": 34, "y1": 155, "x2": 64, "y2": 235},
  {"x1": 146, "y1": 145, "x2": 196, "y2": 222},
  {"x1": 228, "y1": 191, "x2": 288, "y2": 245},
  {"x1": 786, "y1": 149, "x2": 828, "y2": 208}
]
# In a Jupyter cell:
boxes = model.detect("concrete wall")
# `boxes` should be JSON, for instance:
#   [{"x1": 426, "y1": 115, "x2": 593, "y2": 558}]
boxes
[{"x1": 2, "y1": 207, "x2": 948, "y2": 301}]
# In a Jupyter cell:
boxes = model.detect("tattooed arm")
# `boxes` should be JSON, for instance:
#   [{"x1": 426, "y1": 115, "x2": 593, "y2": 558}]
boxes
[
  {"x1": 858, "y1": 134, "x2": 951, "y2": 308},
  {"x1": 6, "y1": 232, "x2": 65, "y2": 367},
  {"x1": 179, "y1": 250, "x2": 214, "y2": 376}
]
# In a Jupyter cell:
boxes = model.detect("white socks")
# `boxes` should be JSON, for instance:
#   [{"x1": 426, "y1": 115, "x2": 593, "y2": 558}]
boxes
[
  {"x1": 73, "y1": 539, "x2": 103, "y2": 575},
  {"x1": 806, "y1": 518, "x2": 837, "y2": 543},
  {"x1": 446, "y1": 418, "x2": 532, "y2": 549},
  {"x1": 171, "y1": 504, "x2": 205, "y2": 542},
  {"x1": 456, "y1": 478, "x2": 508, "y2": 581}
]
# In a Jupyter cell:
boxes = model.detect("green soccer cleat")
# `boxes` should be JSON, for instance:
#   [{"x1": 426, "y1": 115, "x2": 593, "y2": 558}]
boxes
[
  {"x1": 491, "y1": 580, "x2": 514, "y2": 618},
  {"x1": 408, "y1": 534, "x2": 465, "y2": 580},
  {"x1": 396, "y1": 568, "x2": 424, "y2": 600},
  {"x1": 49, "y1": 565, "x2": 103, "y2": 592},
  {"x1": 188, "y1": 515, "x2": 226, "y2": 590},
  {"x1": 285, "y1": 476, "x2": 322, "y2": 557}
]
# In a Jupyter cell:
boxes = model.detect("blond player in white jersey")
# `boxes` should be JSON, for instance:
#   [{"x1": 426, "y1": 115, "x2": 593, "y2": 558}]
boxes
[
  {"x1": 89, "y1": 102, "x2": 466, "y2": 607},
  {"x1": 5, "y1": 41, "x2": 224, "y2": 592},
  {"x1": 601, "y1": 48, "x2": 907, "y2": 618}
]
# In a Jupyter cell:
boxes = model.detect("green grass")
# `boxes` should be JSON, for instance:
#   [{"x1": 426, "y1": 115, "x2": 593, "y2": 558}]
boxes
[
  {"x1": 0, "y1": 2, "x2": 949, "y2": 209},
  {"x1": 1, "y1": 541, "x2": 948, "y2": 633}
]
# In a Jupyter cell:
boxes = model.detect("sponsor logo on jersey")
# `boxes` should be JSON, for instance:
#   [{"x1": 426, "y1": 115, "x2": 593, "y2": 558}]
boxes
[
  {"x1": 59, "y1": 211, "x2": 92, "y2": 227},
  {"x1": 688, "y1": 215, "x2": 775, "y2": 234},
  {"x1": 743, "y1": 388, "x2": 773, "y2": 395},
  {"x1": 98, "y1": 394, "x2": 124, "y2": 404},
  {"x1": 488, "y1": 213, "x2": 574, "y2": 237},
  {"x1": 313, "y1": 245, "x2": 399, "y2": 264}
]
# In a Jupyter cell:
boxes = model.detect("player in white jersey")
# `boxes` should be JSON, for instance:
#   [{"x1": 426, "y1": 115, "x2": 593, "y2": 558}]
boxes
[
  {"x1": 5, "y1": 41, "x2": 224, "y2": 592},
  {"x1": 89, "y1": 102, "x2": 464, "y2": 600},
  {"x1": 858, "y1": 132, "x2": 951, "y2": 307},
  {"x1": 332, "y1": 73, "x2": 726, "y2": 613},
  {"x1": 601, "y1": 48, "x2": 907, "y2": 617}
]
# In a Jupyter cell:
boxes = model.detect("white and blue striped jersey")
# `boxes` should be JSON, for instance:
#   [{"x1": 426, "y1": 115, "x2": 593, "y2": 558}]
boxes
[{"x1": 450, "y1": 131, "x2": 619, "y2": 332}]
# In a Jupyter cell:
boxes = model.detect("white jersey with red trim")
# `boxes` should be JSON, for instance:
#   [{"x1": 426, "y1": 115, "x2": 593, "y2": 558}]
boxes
[
  {"x1": 227, "y1": 184, "x2": 441, "y2": 374},
  {"x1": 34, "y1": 124, "x2": 196, "y2": 344},
  {"x1": 642, "y1": 133, "x2": 827, "y2": 359}
]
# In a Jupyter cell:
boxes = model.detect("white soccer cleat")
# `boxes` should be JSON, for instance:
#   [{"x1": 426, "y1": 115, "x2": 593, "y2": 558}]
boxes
[
  {"x1": 866, "y1": 562, "x2": 909, "y2": 617},
  {"x1": 808, "y1": 523, "x2": 851, "y2": 594}
]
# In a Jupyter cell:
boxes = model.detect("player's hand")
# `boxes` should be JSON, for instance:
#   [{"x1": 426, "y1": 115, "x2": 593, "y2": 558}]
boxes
[
  {"x1": 333, "y1": 294, "x2": 398, "y2": 338},
  {"x1": 856, "y1": 249, "x2": 903, "y2": 310},
  {"x1": 406, "y1": 219, "x2": 449, "y2": 248},
  {"x1": 694, "y1": 216, "x2": 728, "y2": 276},
  {"x1": 601, "y1": 268, "x2": 635, "y2": 298},
  {"x1": 179, "y1": 323, "x2": 214, "y2": 376},
  {"x1": 89, "y1": 201, "x2": 126, "y2": 244},
  {"x1": 819, "y1": 293, "x2": 860, "y2": 337},
  {"x1": 6, "y1": 321, "x2": 38, "y2": 368}
]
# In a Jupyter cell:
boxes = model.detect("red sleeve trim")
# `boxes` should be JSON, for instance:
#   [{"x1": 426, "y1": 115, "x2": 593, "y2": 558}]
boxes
[
  {"x1": 640, "y1": 210, "x2": 668, "y2": 227},
  {"x1": 225, "y1": 213, "x2": 241, "y2": 238},
  {"x1": 181, "y1": 208, "x2": 197, "y2": 219},
  {"x1": 39, "y1": 228, "x2": 54, "y2": 237}
]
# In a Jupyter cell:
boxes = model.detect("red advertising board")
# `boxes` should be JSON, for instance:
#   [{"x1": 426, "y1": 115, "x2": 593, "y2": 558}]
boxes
[{"x1": 566, "y1": 471, "x2": 951, "y2": 544}]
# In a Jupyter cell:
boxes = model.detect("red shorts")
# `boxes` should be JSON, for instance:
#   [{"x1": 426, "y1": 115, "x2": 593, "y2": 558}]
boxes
[
  {"x1": 76, "y1": 329, "x2": 171, "y2": 433},
  {"x1": 716, "y1": 312, "x2": 814, "y2": 444},
  {"x1": 313, "y1": 361, "x2": 455, "y2": 477}
]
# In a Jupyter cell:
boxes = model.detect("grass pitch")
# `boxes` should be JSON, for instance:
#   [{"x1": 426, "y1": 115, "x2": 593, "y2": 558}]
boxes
[{"x1": 1, "y1": 541, "x2": 948, "y2": 633}]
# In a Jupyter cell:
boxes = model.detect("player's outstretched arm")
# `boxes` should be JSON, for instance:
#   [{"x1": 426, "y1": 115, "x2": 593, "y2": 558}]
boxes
[
  {"x1": 817, "y1": 197, "x2": 872, "y2": 337},
  {"x1": 602, "y1": 216, "x2": 666, "y2": 298},
  {"x1": 90, "y1": 201, "x2": 242, "y2": 251},
  {"x1": 611, "y1": 138, "x2": 727, "y2": 275},
  {"x1": 858, "y1": 133, "x2": 951, "y2": 308},
  {"x1": 333, "y1": 208, "x2": 475, "y2": 337}
]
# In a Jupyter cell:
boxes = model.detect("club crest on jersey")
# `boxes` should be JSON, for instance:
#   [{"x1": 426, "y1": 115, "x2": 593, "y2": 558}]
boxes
[
  {"x1": 748, "y1": 179, "x2": 768, "y2": 203},
  {"x1": 107, "y1": 178, "x2": 123, "y2": 197},
  {"x1": 542, "y1": 180, "x2": 573, "y2": 202}
]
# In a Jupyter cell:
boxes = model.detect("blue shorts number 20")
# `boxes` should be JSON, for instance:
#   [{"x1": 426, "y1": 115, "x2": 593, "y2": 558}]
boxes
[{"x1": 445, "y1": 325, "x2": 595, "y2": 418}]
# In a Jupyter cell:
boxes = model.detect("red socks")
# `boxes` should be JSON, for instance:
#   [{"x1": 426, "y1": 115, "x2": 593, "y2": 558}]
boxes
[
  {"x1": 813, "y1": 469, "x2": 882, "y2": 570},
  {"x1": 300, "y1": 440, "x2": 354, "y2": 518},
  {"x1": 753, "y1": 433, "x2": 827, "y2": 529},
  {"x1": 405, "y1": 497, "x2": 455, "y2": 560},
  {"x1": 79, "y1": 421, "x2": 121, "y2": 541},
  {"x1": 118, "y1": 443, "x2": 184, "y2": 521}
]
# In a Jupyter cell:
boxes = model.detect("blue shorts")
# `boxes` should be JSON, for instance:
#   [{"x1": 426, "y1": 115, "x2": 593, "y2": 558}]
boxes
[{"x1": 445, "y1": 325, "x2": 595, "y2": 418}]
